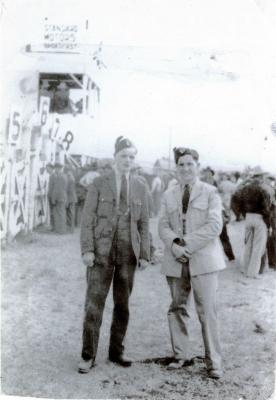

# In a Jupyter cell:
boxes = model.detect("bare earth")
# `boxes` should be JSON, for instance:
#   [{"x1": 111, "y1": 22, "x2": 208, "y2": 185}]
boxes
[{"x1": 1, "y1": 219, "x2": 276, "y2": 400}]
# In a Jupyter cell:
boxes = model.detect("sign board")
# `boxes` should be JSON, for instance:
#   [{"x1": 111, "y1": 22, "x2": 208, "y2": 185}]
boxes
[{"x1": 38, "y1": 17, "x2": 87, "y2": 53}]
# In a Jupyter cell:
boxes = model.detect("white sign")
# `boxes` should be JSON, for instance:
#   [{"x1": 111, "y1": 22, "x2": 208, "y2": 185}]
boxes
[{"x1": 40, "y1": 18, "x2": 87, "y2": 52}]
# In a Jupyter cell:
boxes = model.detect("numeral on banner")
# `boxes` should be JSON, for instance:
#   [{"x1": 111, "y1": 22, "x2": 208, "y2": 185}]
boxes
[
  {"x1": 51, "y1": 117, "x2": 60, "y2": 141},
  {"x1": 8, "y1": 108, "x2": 22, "y2": 145},
  {"x1": 62, "y1": 131, "x2": 74, "y2": 151},
  {"x1": 39, "y1": 96, "x2": 50, "y2": 127}
]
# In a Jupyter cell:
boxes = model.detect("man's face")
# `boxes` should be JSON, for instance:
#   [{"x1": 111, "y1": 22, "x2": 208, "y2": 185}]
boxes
[
  {"x1": 176, "y1": 154, "x2": 199, "y2": 184},
  {"x1": 114, "y1": 148, "x2": 136, "y2": 174}
]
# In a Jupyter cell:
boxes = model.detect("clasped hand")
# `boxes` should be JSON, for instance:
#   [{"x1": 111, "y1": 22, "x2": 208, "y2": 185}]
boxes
[{"x1": 171, "y1": 243, "x2": 191, "y2": 263}]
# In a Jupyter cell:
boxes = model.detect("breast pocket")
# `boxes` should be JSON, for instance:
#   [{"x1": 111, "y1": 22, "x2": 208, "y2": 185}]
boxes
[
  {"x1": 191, "y1": 199, "x2": 208, "y2": 211},
  {"x1": 97, "y1": 197, "x2": 114, "y2": 217}
]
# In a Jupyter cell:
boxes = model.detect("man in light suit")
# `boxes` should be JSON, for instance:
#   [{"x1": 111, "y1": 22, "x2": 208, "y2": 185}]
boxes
[
  {"x1": 78, "y1": 136, "x2": 150, "y2": 373},
  {"x1": 159, "y1": 147, "x2": 226, "y2": 379}
]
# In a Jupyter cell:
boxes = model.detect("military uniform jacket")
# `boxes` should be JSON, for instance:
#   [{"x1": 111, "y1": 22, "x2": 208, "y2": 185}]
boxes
[
  {"x1": 159, "y1": 179, "x2": 226, "y2": 277},
  {"x1": 80, "y1": 170, "x2": 150, "y2": 264}
]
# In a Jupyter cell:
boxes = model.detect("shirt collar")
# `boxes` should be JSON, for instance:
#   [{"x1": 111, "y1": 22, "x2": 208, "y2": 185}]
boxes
[
  {"x1": 113, "y1": 166, "x2": 130, "y2": 180},
  {"x1": 180, "y1": 177, "x2": 198, "y2": 191}
]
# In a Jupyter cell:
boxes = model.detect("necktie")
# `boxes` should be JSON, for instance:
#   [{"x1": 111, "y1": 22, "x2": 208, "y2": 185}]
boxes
[
  {"x1": 182, "y1": 184, "x2": 190, "y2": 214},
  {"x1": 119, "y1": 174, "x2": 128, "y2": 213}
]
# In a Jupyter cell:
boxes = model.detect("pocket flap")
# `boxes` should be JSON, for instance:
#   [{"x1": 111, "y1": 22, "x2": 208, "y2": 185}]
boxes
[{"x1": 191, "y1": 199, "x2": 208, "y2": 210}]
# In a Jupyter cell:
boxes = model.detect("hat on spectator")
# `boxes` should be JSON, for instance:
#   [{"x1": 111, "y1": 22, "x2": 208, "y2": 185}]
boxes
[
  {"x1": 173, "y1": 147, "x2": 199, "y2": 164},
  {"x1": 114, "y1": 136, "x2": 137, "y2": 155},
  {"x1": 205, "y1": 166, "x2": 215, "y2": 176}
]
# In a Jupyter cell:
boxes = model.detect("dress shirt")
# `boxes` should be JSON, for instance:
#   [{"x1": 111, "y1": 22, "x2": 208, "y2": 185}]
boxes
[{"x1": 113, "y1": 167, "x2": 130, "y2": 207}]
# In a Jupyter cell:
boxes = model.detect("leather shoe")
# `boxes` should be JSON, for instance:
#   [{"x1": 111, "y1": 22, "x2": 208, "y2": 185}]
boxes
[
  {"x1": 167, "y1": 359, "x2": 191, "y2": 370},
  {"x1": 207, "y1": 368, "x2": 223, "y2": 379},
  {"x1": 108, "y1": 355, "x2": 132, "y2": 367},
  {"x1": 78, "y1": 358, "x2": 94, "y2": 374}
]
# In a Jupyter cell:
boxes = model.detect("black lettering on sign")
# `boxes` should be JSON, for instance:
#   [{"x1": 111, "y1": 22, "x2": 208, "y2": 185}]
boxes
[
  {"x1": 51, "y1": 117, "x2": 60, "y2": 141},
  {"x1": 11, "y1": 111, "x2": 21, "y2": 142},
  {"x1": 62, "y1": 131, "x2": 74, "y2": 151}
]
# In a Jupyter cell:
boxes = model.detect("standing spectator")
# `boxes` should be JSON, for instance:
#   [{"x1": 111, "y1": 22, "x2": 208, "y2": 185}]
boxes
[
  {"x1": 159, "y1": 147, "x2": 226, "y2": 379},
  {"x1": 64, "y1": 166, "x2": 77, "y2": 233},
  {"x1": 263, "y1": 175, "x2": 276, "y2": 269},
  {"x1": 50, "y1": 163, "x2": 68, "y2": 234},
  {"x1": 218, "y1": 173, "x2": 237, "y2": 212},
  {"x1": 78, "y1": 136, "x2": 150, "y2": 373},
  {"x1": 201, "y1": 166, "x2": 217, "y2": 187},
  {"x1": 75, "y1": 167, "x2": 88, "y2": 227},
  {"x1": 239, "y1": 175, "x2": 271, "y2": 278},
  {"x1": 202, "y1": 169, "x2": 235, "y2": 261},
  {"x1": 52, "y1": 82, "x2": 73, "y2": 114},
  {"x1": 46, "y1": 163, "x2": 55, "y2": 231}
]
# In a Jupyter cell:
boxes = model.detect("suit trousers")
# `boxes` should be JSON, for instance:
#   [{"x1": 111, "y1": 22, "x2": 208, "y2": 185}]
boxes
[
  {"x1": 81, "y1": 213, "x2": 136, "y2": 362},
  {"x1": 242, "y1": 213, "x2": 268, "y2": 277},
  {"x1": 52, "y1": 201, "x2": 67, "y2": 234},
  {"x1": 166, "y1": 264, "x2": 222, "y2": 372},
  {"x1": 66, "y1": 202, "x2": 76, "y2": 232}
]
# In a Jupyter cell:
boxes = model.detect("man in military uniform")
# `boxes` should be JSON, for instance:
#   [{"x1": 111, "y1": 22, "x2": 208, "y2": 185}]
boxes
[
  {"x1": 78, "y1": 136, "x2": 150, "y2": 373},
  {"x1": 159, "y1": 147, "x2": 226, "y2": 379}
]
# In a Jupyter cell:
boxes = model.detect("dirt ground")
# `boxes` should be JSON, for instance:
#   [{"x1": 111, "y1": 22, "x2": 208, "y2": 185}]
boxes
[{"x1": 1, "y1": 219, "x2": 276, "y2": 400}]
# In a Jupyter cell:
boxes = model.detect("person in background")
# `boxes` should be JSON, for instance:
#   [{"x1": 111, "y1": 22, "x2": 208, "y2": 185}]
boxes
[
  {"x1": 159, "y1": 147, "x2": 226, "y2": 379},
  {"x1": 64, "y1": 166, "x2": 77, "y2": 233},
  {"x1": 201, "y1": 166, "x2": 217, "y2": 187},
  {"x1": 218, "y1": 173, "x2": 237, "y2": 212},
  {"x1": 78, "y1": 136, "x2": 150, "y2": 374},
  {"x1": 239, "y1": 173, "x2": 271, "y2": 278},
  {"x1": 52, "y1": 82, "x2": 73, "y2": 114},
  {"x1": 75, "y1": 167, "x2": 89, "y2": 227},
  {"x1": 46, "y1": 163, "x2": 55, "y2": 231},
  {"x1": 202, "y1": 169, "x2": 235, "y2": 261},
  {"x1": 262, "y1": 174, "x2": 276, "y2": 270},
  {"x1": 50, "y1": 163, "x2": 68, "y2": 234}
]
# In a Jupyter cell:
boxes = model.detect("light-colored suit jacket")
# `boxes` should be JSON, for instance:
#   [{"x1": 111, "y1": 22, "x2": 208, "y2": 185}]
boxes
[
  {"x1": 159, "y1": 179, "x2": 226, "y2": 277},
  {"x1": 81, "y1": 170, "x2": 150, "y2": 264}
]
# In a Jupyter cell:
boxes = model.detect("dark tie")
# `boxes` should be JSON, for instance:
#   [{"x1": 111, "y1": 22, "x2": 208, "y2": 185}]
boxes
[
  {"x1": 182, "y1": 184, "x2": 190, "y2": 214},
  {"x1": 119, "y1": 174, "x2": 128, "y2": 213}
]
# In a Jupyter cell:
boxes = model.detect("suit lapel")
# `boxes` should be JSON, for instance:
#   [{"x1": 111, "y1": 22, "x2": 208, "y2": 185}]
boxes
[
  {"x1": 189, "y1": 180, "x2": 203, "y2": 203},
  {"x1": 129, "y1": 174, "x2": 136, "y2": 202},
  {"x1": 172, "y1": 184, "x2": 182, "y2": 215}
]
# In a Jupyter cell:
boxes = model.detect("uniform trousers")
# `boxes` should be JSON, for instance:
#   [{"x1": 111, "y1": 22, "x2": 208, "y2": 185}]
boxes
[
  {"x1": 242, "y1": 213, "x2": 268, "y2": 277},
  {"x1": 81, "y1": 213, "x2": 136, "y2": 362},
  {"x1": 166, "y1": 263, "x2": 222, "y2": 372}
]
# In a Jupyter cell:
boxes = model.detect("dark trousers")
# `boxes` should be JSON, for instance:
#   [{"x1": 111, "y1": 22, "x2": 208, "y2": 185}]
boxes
[
  {"x1": 81, "y1": 214, "x2": 136, "y2": 361},
  {"x1": 53, "y1": 201, "x2": 67, "y2": 234},
  {"x1": 220, "y1": 223, "x2": 235, "y2": 261},
  {"x1": 66, "y1": 202, "x2": 76, "y2": 232}
]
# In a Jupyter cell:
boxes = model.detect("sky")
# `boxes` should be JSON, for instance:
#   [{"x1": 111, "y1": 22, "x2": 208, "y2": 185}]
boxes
[{"x1": 1, "y1": 0, "x2": 276, "y2": 172}]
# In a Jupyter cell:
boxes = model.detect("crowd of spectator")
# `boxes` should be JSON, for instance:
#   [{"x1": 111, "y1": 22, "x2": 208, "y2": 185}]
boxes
[{"x1": 46, "y1": 160, "x2": 276, "y2": 275}]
